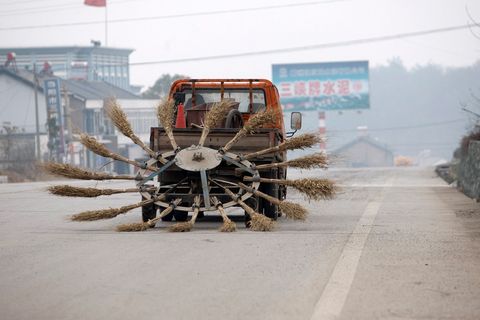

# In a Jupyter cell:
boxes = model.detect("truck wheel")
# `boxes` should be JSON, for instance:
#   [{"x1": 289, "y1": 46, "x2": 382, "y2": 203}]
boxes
[
  {"x1": 259, "y1": 182, "x2": 279, "y2": 220},
  {"x1": 142, "y1": 197, "x2": 174, "y2": 222},
  {"x1": 173, "y1": 210, "x2": 188, "y2": 222},
  {"x1": 141, "y1": 198, "x2": 157, "y2": 222}
]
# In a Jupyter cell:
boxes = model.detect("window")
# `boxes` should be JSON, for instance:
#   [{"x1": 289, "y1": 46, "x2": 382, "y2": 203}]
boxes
[{"x1": 183, "y1": 89, "x2": 266, "y2": 113}]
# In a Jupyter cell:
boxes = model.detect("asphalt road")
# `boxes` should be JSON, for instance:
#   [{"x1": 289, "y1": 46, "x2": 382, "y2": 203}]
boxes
[{"x1": 1, "y1": 167, "x2": 479, "y2": 320}]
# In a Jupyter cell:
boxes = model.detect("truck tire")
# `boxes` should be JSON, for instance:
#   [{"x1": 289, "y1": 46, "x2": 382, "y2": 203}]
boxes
[
  {"x1": 142, "y1": 197, "x2": 173, "y2": 222},
  {"x1": 259, "y1": 182, "x2": 279, "y2": 220},
  {"x1": 173, "y1": 210, "x2": 188, "y2": 222},
  {"x1": 141, "y1": 199, "x2": 157, "y2": 222}
]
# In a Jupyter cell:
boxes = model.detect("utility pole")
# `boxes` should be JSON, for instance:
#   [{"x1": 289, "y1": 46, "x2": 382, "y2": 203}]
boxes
[
  {"x1": 33, "y1": 64, "x2": 41, "y2": 162},
  {"x1": 62, "y1": 84, "x2": 73, "y2": 163}
]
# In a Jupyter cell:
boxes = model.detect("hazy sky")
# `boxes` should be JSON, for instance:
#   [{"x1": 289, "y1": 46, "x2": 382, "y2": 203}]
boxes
[{"x1": 1, "y1": 0, "x2": 479, "y2": 88}]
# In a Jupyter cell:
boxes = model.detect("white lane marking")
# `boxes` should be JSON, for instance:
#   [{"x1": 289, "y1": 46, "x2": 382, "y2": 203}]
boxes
[
  {"x1": 310, "y1": 176, "x2": 394, "y2": 319},
  {"x1": 310, "y1": 201, "x2": 382, "y2": 320}
]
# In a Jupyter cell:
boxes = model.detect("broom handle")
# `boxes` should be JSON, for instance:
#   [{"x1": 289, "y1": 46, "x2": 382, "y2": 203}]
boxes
[
  {"x1": 165, "y1": 128, "x2": 179, "y2": 150},
  {"x1": 211, "y1": 196, "x2": 232, "y2": 222},
  {"x1": 223, "y1": 129, "x2": 247, "y2": 152},
  {"x1": 108, "y1": 152, "x2": 158, "y2": 172},
  {"x1": 110, "y1": 175, "x2": 137, "y2": 180},
  {"x1": 148, "y1": 198, "x2": 182, "y2": 225},
  {"x1": 237, "y1": 182, "x2": 281, "y2": 205},
  {"x1": 131, "y1": 193, "x2": 167, "y2": 209},
  {"x1": 243, "y1": 144, "x2": 281, "y2": 160},
  {"x1": 128, "y1": 134, "x2": 156, "y2": 159},
  {"x1": 243, "y1": 176, "x2": 289, "y2": 186},
  {"x1": 254, "y1": 162, "x2": 288, "y2": 170},
  {"x1": 223, "y1": 187, "x2": 257, "y2": 218},
  {"x1": 189, "y1": 196, "x2": 201, "y2": 224},
  {"x1": 198, "y1": 127, "x2": 210, "y2": 146}
]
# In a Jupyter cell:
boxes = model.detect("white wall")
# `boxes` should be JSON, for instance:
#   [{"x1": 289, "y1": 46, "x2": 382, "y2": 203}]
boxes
[{"x1": 0, "y1": 74, "x2": 47, "y2": 134}]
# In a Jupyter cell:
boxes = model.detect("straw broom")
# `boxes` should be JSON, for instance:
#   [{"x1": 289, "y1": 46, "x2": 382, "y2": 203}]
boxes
[
  {"x1": 80, "y1": 133, "x2": 158, "y2": 172},
  {"x1": 244, "y1": 176, "x2": 336, "y2": 201},
  {"x1": 48, "y1": 185, "x2": 152, "y2": 198},
  {"x1": 255, "y1": 152, "x2": 328, "y2": 170},
  {"x1": 71, "y1": 193, "x2": 167, "y2": 221},
  {"x1": 222, "y1": 109, "x2": 277, "y2": 152},
  {"x1": 105, "y1": 99, "x2": 161, "y2": 160},
  {"x1": 41, "y1": 162, "x2": 135, "y2": 180},
  {"x1": 116, "y1": 198, "x2": 182, "y2": 232},
  {"x1": 169, "y1": 196, "x2": 201, "y2": 232},
  {"x1": 156, "y1": 99, "x2": 178, "y2": 150},
  {"x1": 237, "y1": 182, "x2": 308, "y2": 220},
  {"x1": 243, "y1": 133, "x2": 322, "y2": 160},
  {"x1": 211, "y1": 196, "x2": 236, "y2": 232},
  {"x1": 198, "y1": 100, "x2": 236, "y2": 146},
  {"x1": 222, "y1": 186, "x2": 275, "y2": 231}
]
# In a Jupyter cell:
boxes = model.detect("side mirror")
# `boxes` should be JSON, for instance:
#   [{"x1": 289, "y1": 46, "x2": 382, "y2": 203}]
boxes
[{"x1": 290, "y1": 112, "x2": 302, "y2": 130}]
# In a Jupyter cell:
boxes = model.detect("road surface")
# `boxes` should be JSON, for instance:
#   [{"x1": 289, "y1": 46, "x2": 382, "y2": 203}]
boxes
[{"x1": 0, "y1": 167, "x2": 479, "y2": 320}]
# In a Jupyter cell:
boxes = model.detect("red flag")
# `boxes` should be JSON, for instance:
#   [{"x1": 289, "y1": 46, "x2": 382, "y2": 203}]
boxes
[{"x1": 84, "y1": 0, "x2": 106, "y2": 7}]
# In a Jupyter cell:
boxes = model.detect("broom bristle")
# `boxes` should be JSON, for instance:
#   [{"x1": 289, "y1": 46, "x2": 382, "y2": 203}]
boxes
[
  {"x1": 278, "y1": 201, "x2": 308, "y2": 220},
  {"x1": 105, "y1": 99, "x2": 135, "y2": 138},
  {"x1": 80, "y1": 133, "x2": 111, "y2": 158},
  {"x1": 287, "y1": 152, "x2": 328, "y2": 169},
  {"x1": 249, "y1": 213, "x2": 275, "y2": 231},
  {"x1": 169, "y1": 221, "x2": 193, "y2": 232},
  {"x1": 281, "y1": 133, "x2": 322, "y2": 151},
  {"x1": 244, "y1": 109, "x2": 277, "y2": 133},
  {"x1": 48, "y1": 185, "x2": 124, "y2": 197},
  {"x1": 116, "y1": 222, "x2": 149, "y2": 232},
  {"x1": 71, "y1": 202, "x2": 139, "y2": 221},
  {"x1": 71, "y1": 208, "x2": 122, "y2": 221},
  {"x1": 287, "y1": 178, "x2": 336, "y2": 201},
  {"x1": 219, "y1": 220, "x2": 236, "y2": 232},
  {"x1": 157, "y1": 99, "x2": 176, "y2": 131},
  {"x1": 41, "y1": 162, "x2": 124, "y2": 180},
  {"x1": 204, "y1": 100, "x2": 235, "y2": 128}
]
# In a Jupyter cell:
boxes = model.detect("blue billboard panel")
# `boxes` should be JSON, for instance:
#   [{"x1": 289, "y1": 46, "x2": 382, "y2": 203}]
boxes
[{"x1": 272, "y1": 61, "x2": 370, "y2": 112}]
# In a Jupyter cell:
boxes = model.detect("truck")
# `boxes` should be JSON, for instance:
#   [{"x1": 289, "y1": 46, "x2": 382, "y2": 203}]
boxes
[{"x1": 141, "y1": 79, "x2": 302, "y2": 225}]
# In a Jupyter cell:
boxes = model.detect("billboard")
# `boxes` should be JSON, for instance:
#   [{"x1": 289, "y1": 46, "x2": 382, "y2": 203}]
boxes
[{"x1": 272, "y1": 61, "x2": 369, "y2": 112}]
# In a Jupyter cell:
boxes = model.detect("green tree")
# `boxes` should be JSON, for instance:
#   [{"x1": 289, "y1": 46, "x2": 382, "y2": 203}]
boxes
[{"x1": 142, "y1": 74, "x2": 188, "y2": 98}]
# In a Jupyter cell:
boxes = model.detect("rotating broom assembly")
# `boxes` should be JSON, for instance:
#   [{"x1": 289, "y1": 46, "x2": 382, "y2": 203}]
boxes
[{"x1": 43, "y1": 83, "x2": 336, "y2": 232}]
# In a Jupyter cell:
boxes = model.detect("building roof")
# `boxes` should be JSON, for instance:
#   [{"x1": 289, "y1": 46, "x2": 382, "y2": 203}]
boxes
[
  {"x1": 333, "y1": 135, "x2": 394, "y2": 155},
  {"x1": 0, "y1": 46, "x2": 134, "y2": 56},
  {"x1": 0, "y1": 66, "x2": 139, "y2": 100},
  {"x1": 64, "y1": 79, "x2": 139, "y2": 100},
  {"x1": 0, "y1": 66, "x2": 40, "y2": 91}
]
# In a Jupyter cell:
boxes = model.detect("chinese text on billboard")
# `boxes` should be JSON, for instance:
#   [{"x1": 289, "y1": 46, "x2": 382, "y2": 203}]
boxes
[{"x1": 272, "y1": 61, "x2": 370, "y2": 112}]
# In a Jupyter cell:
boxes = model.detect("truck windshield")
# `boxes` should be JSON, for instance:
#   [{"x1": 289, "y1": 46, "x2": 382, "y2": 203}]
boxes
[{"x1": 183, "y1": 89, "x2": 266, "y2": 113}]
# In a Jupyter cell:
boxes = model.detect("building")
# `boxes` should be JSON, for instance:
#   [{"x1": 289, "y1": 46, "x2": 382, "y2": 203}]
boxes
[
  {"x1": 332, "y1": 134, "x2": 394, "y2": 167},
  {"x1": 0, "y1": 65, "x2": 159, "y2": 174},
  {"x1": 0, "y1": 45, "x2": 134, "y2": 91}
]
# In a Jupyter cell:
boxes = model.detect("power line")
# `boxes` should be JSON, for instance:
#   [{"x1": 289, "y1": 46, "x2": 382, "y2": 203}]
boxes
[
  {"x1": 0, "y1": 0, "x2": 133, "y2": 7},
  {"x1": 0, "y1": 4, "x2": 80, "y2": 16},
  {"x1": 125, "y1": 24, "x2": 472, "y2": 66},
  {"x1": 13, "y1": 23, "x2": 467, "y2": 68},
  {"x1": 0, "y1": 0, "x2": 143, "y2": 17},
  {"x1": 329, "y1": 119, "x2": 466, "y2": 133},
  {"x1": 0, "y1": 0, "x2": 348, "y2": 31}
]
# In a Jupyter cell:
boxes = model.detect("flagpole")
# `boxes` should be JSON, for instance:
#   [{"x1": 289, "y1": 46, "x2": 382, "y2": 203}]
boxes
[{"x1": 105, "y1": 2, "x2": 108, "y2": 46}]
